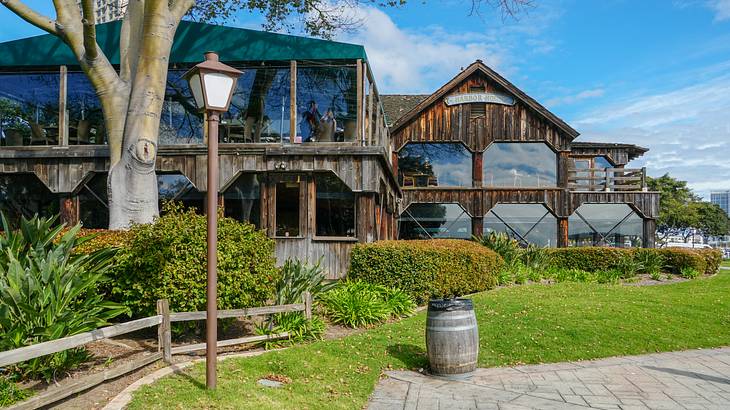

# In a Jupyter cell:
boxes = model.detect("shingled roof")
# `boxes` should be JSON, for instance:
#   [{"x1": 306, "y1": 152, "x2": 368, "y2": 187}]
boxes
[{"x1": 380, "y1": 94, "x2": 429, "y2": 127}]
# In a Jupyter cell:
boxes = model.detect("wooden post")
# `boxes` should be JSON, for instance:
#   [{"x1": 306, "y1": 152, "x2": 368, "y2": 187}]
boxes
[
  {"x1": 473, "y1": 152, "x2": 483, "y2": 188},
  {"x1": 558, "y1": 218, "x2": 569, "y2": 247},
  {"x1": 303, "y1": 291, "x2": 312, "y2": 320},
  {"x1": 471, "y1": 216, "x2": 483, "y2": 238},
  {"x1": 157, "y1": 299, "x2": 172, "y2": 364},
  {"x1": 59, "y1": 65, "x2": 68, "y2": 146},
  {"x1": 356, "y1": 59, "x2": 364, "y2": 146},
  {"x1": 604, "y1": 171, "x2": 611, "y2": 192},
  {"x1": 641, "y1": 167, "x2": 647, "y2": 191},
  {"x1": 366, "y1": 75, "x2": 374, "y2": 146},
  {"x1": 290, "y1": 60, "x2": 297, "y2": 144},
  {"x1": 643, "y1": 219, "x2": 656, "y2": 248}
]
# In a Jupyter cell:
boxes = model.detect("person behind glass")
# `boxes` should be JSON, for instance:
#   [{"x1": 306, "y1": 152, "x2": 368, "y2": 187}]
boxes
[
  {"x1": 301, "y1": 100, "x2": 321, "y2": 142},
  {"x1": 320, "y1": 107, "x2": 336, "y2": 142}
]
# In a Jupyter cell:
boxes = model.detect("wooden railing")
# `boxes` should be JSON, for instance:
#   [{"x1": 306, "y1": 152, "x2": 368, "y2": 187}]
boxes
[
  {"x1": 568, "y1": 167, "x2": 648, "y2": 192},
  {"x1": 1, "y1": 293, "x2": 312, "y2": 410}
]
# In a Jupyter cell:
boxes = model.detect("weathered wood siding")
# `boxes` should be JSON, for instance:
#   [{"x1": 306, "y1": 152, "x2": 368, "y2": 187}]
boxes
[{"x1": 392, "y1": 72, "x2": 573, "y2": 153}]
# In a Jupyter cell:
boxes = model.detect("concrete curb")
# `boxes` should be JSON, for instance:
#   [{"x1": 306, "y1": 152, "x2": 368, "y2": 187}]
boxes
[{"x1": 103, "y1": 348, "x2": 286, "y2": 410}]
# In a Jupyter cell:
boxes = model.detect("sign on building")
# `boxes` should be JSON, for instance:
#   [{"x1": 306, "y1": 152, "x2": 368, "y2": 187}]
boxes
[{"x1": 444, "y1": 92, "x2": 515, "y2": 106}]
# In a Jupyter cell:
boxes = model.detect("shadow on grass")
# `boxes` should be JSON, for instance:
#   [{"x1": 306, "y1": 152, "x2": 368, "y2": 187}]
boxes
[{"x1": 386, "y1": 344, "x2": 428, "y2": 369}]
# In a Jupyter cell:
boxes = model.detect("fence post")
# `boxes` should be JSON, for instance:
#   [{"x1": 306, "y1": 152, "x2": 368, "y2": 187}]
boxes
[
  {"x1": 303, "y1": 291, "x2": 312, "y2": 320},
  {"x1": 604, "y1": 169, "x2": 611, "y2": 192},
  {"x1": 641, "y1": 167, "x2": 648, "y2": 192},
  {"x1": 157, "y1": 299, "x2": 172, "y2": 364}
]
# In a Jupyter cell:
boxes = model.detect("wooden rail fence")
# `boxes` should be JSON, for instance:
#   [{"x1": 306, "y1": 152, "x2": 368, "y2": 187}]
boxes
[
  {"x1": 2, "y1": 292, "x2": 313, "y2": 410},
  {"x1": 568, "y1": 167, "x2": 647, "y2": 192}
]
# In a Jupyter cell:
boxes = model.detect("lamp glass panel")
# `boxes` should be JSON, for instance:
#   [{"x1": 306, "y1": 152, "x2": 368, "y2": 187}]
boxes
[
  {"x1": 202, "y1": 72, "x2": 234, "y2": 109},
  {"x1": 187, "y1": 73, "x2": 204, "y2": 109}
]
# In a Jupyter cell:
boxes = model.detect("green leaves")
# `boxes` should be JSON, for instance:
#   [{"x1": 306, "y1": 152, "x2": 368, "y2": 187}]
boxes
[
  {"x1": 319, "y1": 281, "x2": 415, "y2": 328},
  {"x1": 0, "y1": 214, "x2": 129, "y2": 381},
  {"x1": 275, "y1": 258, "x2": 336, "y2": 305}
]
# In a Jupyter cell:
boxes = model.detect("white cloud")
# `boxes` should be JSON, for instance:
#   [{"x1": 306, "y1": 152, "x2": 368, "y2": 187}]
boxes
[
  {"x1": 574, "y1": 75, "x2": 730, "y2": 199},
  {"x1": 708, "y1": 0, "x2": 730, "y2": 20},
  {"x1": 336, "y1": 4, "x2": 559, "y2": 94},
  {"x1": 545, "y1": 88, "x2": 605, "y2": 107}
]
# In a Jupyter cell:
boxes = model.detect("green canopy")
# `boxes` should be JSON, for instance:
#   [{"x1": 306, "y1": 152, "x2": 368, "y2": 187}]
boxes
[{"x1": 0, "y1": 20, "x2": 367, "y2": 69}]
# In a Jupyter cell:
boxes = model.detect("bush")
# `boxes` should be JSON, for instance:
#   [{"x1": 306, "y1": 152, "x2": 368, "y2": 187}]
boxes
[
  {"x1": 547, "y1": 247, "x2": 718, "y2": 277},
  {"x1": 275, "y1": 258, "x2": 336, "y2": 305},
  {"x1": 87, "y1": 204, "x2": 279, "y2": 318},
  {"x1": 680, "y1": 266, "x2": 701, "y2": 279},
  {"x1": 477, "y1": 232, "x2": 520, "y2": 265},
  {"x1": 319, "y1": 281, "x2": 415, "y2": 328},
  {"x1": 349, "y1": 239, "x2": 503, "y2": 304},
  {"x1": 255, "y1": 313, "x2": 326, "y2": 349},
  {"x1": 0, "y1": 215, "x2": 129, "y2": 381},
  {"x1": 0, "y1": 376, "x2": 29, "y2": 407}
]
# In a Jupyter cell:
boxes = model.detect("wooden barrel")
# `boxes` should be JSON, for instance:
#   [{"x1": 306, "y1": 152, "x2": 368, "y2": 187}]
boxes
[{"x1": 426, "y1": 298, "x2": 479, "y2": 377}]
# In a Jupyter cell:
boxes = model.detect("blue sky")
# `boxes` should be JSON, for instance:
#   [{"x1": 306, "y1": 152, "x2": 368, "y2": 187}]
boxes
[{"x1": 1, "y1": 0, "x2": 729, "y2": 198}]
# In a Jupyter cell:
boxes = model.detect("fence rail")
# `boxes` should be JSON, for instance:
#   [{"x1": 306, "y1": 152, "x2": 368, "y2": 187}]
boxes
[
  {"x1": 3, "y1": 293, "x2": 312, "y2": 410},
  {"x1": 567, "y1": 167, "x2": 648, "y2": 192}
]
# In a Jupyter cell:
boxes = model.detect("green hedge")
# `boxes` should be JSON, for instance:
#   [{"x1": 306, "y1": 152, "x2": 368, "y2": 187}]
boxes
[
  {"x1": 348, "y1": 239, "x2": 503, "y2": 304},
  {"x1": 81, "y1": 206, "x2": 279, "y2": 317},
  {"x1": 547, "y1": 247, "x2": 722, "y2": 276}
]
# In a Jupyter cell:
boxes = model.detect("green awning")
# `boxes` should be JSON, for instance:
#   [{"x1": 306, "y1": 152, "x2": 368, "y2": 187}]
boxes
[{"x1": 0, "y1": 20, "x2": 367, "y2": 69}]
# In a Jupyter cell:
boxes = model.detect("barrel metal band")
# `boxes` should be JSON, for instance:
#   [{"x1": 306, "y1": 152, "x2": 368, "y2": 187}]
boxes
[
  {"x1": 427, "y1": 314, "x2": 474, "y2": 321},
  {"x1": 426, "y1": 325, "x2": 476, "y2": 332}
]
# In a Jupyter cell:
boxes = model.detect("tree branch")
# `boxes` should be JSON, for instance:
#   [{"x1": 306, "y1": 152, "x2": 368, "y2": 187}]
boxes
[
  {"x1": 120, "y1": 0, "x2": 145, "y2": 83},
  {"x1": 81, "y1": 0, "x2": 98, "y2": 60},
  {"x1": 1, "y1": 0, "x2": 59, "y2": 35},
  {"x1": 170, "y1": 0, "x2": 195, "y2": 21}
]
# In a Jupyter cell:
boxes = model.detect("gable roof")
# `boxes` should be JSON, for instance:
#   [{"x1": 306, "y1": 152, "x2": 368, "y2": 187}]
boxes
[
  {"x1": 389, "y1": 60, "x2": 580, "y2": 139},
  {"x1": 0, "y1": 20, "x2": 367, "y2": 69},
  {"x1": 570, "y1": 142, "x2": 649, "y2": 161}
]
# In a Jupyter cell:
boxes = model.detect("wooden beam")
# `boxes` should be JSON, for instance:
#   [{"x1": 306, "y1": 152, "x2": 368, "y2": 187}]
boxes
[
  {"x1": 169, "y1": 303, "x2": 305, "y2": 322},
  {"x1": 171, "y1": 333, "x2": 290, "y2": 355},
  {"x1": 290, "y1": 60, "x2": 297, "y2": 144},
  {"x1": 356, "y1": 59, "x2": 364, "y2": 146},
  {"x1": 0, "y1": 316, "x2": 162, "y2": 368},
  {"x1": 9, "y1": 353, "x2": 162, "y2": 410},
  {"x1": 157, "y1": 299, "x2": 172, "y2": 363},
  {"x1": 558, "y1": 218, "x2": 569, "y2": 247},
  {"x1": 366, "y1": 71, "x2": 374, "y2": 146},
  {"x1": 59, "y1": 65, "x2": 68, "y2": 146}
]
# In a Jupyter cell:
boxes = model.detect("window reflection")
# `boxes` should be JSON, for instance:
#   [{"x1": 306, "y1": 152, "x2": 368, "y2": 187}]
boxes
[
  {"x1": 157, "y1": 173, "x2": 204, "y2": 213},
  {"x1": 0, "y1": 72, "x2": 59, "y2": 146},
  {"x1": 0, "y1": 173, "x2": 59, "y2": 228},
  {"x1": 399, "y1": 203, "x2": 471, "y2": 239},
  {"x1": 483, "y1": 203, "x2": 556, "y2": 247},
  {"x1": 297, "y1": 66, "x2": 357, "y2": 143},
  {"x1": 223, "y1": 67, "x2": 291, "y2": 143},
  {"x1": 223, "y1": 173, "x2": 261, "y2": 228},
  {"x1": 568, "y1": 203, "x2": 642, "y2": 248},
  {"x1": 159, "y1": 70, "x2": 205, "y2": 144},
  {"x1": 483, "y1": 143, "x2": 556, "y2": 187},
  {"x1": 315, "y1": 173, "x2": 355, "y2": 237},
  {"x1": 275, "y1": 175, "x2": 302, "y2": 237},
  {"x1": 398, "y1": 143, "x2": 472, "y2": 187},
  {"x1": 67, "y1": 72, "x2": 106, "y2": 144}
]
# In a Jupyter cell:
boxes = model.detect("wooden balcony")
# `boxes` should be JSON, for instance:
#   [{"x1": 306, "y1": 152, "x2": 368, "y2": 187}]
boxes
[{"x1": 568, "y1": 167, "x2": 648, "y2": 192}]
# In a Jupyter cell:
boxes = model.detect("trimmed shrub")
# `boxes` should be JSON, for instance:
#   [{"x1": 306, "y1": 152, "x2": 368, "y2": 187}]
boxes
[
  {"x1": 348, "y1": 239, "x2": 503, "y2": 304},
  {"x1": 83, "y1": 205, "x2": 279, "y2": 318},
  {"x1": 547, "y1": 247, "x2": 719, "y2": 277}
]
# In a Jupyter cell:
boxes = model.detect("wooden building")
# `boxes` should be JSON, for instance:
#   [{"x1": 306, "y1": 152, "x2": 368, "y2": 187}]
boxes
[
  {"x1": 0, "y1": 26, "x2": 659, "y2": 278},
  {"x1": 0, "y1": 21, "x2": 398, "y2": 278},
  {"x1": 382, "y1": 61, "x2": 659, "y2": 248}
]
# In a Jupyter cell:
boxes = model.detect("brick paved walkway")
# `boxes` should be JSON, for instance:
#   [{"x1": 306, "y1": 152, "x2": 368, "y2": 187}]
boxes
[{"x1": 368, "y1": 347, "x2": 730, "y2": 409}]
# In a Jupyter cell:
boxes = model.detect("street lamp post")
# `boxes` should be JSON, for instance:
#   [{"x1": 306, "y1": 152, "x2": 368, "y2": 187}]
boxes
[{"x1": 183, "y1": 52, "x2": 242, "y2": 390}]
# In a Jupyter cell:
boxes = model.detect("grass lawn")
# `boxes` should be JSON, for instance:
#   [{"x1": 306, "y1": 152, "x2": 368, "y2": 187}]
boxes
[
  {"x1": 129, "y1": 272, "x2": 730, "y2": 409},
  {"x1": 722, "y1": 260, "x2": 730, "y2": 268}
]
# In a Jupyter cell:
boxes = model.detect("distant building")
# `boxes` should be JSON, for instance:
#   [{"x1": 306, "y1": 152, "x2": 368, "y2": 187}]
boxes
[
  {"x1": 77, "y1": 0, "x2": 127, "y2": 23},
  {"x1": 711, "y1": 191, "x2": 730, "y2": 216}
]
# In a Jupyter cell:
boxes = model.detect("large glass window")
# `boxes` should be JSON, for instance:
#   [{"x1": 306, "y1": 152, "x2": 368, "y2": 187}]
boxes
[
  {"x1": 315, "y1": 173, "x2": 355, "y2": 237},
  {"x1": 223, "y1": 67, "x2": 291, "y2": 143},
  {"x1": 0, "y1": 72, "x2": 59, "y2": 146},
  {"x1": 223, "y1": 173, "x2": 261, "y2": 228},
  {"x1": 275, "y1": 175, "x2": 302, "y2": 237},
  {"x1": 483, "y1": 204, "x2": 557, "y2": 247},
  {"x1": 159, "y1": 70, "x2": 205, "y2": 144},
  {"x1": 483, "y1": 142, "x2": 557, "y2": 187},
  {"x1": 0, "y1": 173, "x2": 59, "y2": 228},
  {"x1": 67, "y1": 72, "x2": 106, "y2": 144},
  {"x1": 398, "y1": 143, "x2": 472, "y2": 187},
  {"x1": 297, "y1": 65, "x2": 357, "y2": 143},
  {"x1": 157, "y1": 173, "x2": 204, "y2": 214},
  {"x1": 399, "y1": 203, "x2": 471, "y2": 239},
  {"x1": 568, "y1": 203, "x2": 643, "y2": 248}
]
